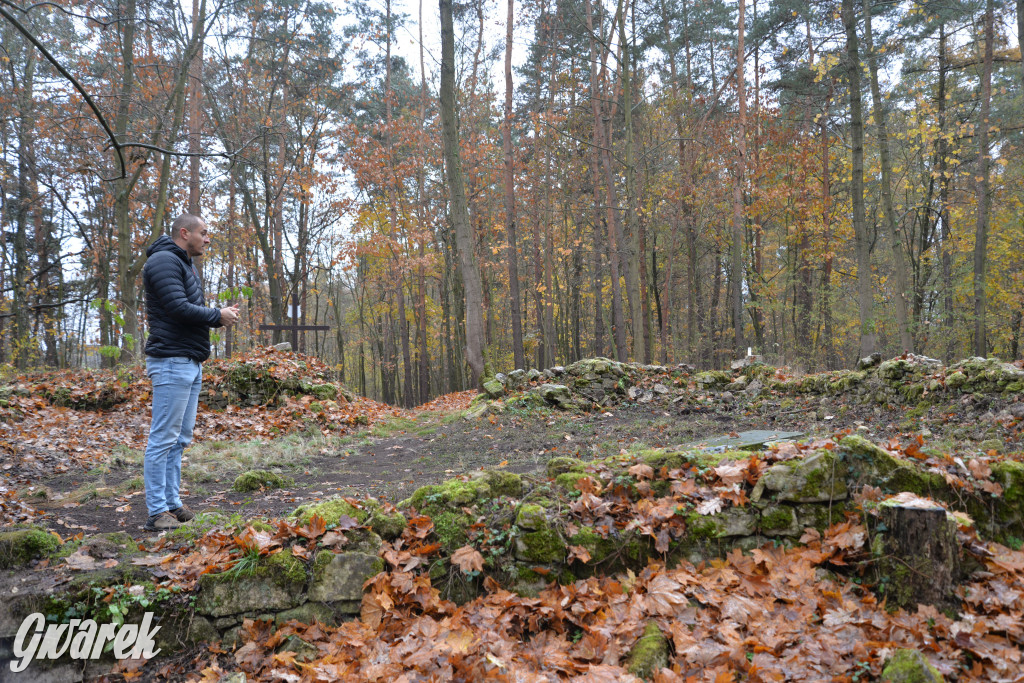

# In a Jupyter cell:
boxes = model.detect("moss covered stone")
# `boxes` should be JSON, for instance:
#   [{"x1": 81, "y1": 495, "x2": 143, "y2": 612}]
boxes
[
  {"x1": 0, "y1": 527, "x2": 60, "y2": 569},
  {"x1": 546, "y1": 456, "x2": 587, "y2": 478},
  {"x1": 880, "y1": 648, "x2": 944, "y2": 683},
  {"x1": 992, "y1": 460, "x2": 1024, "y2": 508},
  {"x1": 308, "y1": 550, "x2": 383, "y2": 603},
  {"x1": 196, "y1": 550, "x2": 307, "y2": 618},
  {"x1": 554, "y1": 472, "x2": 595, "y2": 492},
  {"x1": 432, "y1": 510, "x2": 474, "y2": 550},
  {"x1": 759, "y1": 505, "x2": 798, "y2": 536},
  {"x1": 694, "y1": 370, "x2": 731, "y2": 389},
  {"x1": 514, "y1": 527, "x2": 565, "y2": 563},
  {"x1": 568, "y1": 527, "x2": 616, "y2": 564},
  {"x1": 480, "y1": 469, "x2": 524, "y2": 497},
  {"x1": 293, "y1": 498, "x2": 367, "y2": 527},
  {"x1": 368, "y1": 508, "x2": 406, "y2": 540},
  {"x1": 841, "y1": 434, "x2": 901, "y2": 479},
  {"x1": 752, "y1": 451, "x2": 847, "y2": 503},
  {"x1": 233, "y1": 469, "x2": 294, "y2": 493},
  {"x1": 516, "y1": 504, "x2": 549, "y2": 531},
  {"x1": 401, "y1": 478, "x2": 492, "y2": 511},
  {"x1": 626, "y1": 621, "x2": 670, "y2": 678}
]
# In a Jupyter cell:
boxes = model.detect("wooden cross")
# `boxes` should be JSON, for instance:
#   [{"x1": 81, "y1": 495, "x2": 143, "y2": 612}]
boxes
[{"x1": 259, "y1": 295, "x2": 330, "y2": 353}]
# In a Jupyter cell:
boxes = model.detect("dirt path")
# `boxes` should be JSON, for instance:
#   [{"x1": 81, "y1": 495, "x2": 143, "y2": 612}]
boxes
[{"x1": 13, "y1": 390, "x2": 955, "y2": 538}]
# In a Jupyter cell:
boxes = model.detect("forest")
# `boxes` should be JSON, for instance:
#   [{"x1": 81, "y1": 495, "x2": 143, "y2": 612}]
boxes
[{"x1": 1, "y1": 0, "x2": 1022, "y2": 405}]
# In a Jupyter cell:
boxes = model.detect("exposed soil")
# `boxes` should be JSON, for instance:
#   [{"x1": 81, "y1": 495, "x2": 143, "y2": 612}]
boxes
[{"x1": 14, "y1": 387, "x2": 1021, "y2": 539}]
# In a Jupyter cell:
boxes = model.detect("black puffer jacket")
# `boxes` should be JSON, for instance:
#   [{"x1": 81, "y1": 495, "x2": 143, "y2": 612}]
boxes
[{"x1": 143, "y1": 235, "x2": 222, "y2": 362}]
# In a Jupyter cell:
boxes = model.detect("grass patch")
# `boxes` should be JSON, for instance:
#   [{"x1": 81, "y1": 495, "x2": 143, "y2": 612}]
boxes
[{"x1": 179, "y1": 428, "x2": 347, "y2": 482}]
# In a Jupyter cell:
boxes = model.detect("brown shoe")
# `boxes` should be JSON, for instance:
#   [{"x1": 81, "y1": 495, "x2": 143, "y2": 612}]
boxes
[
  {"x1": 144, "y1": 511, "x2": 181, "y2": 532},
  {"x1": 168, "y1": 505, "x2": 195, "y2": 523}
]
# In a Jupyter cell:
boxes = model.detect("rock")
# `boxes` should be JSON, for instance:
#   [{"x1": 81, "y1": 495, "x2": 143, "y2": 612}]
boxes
[
  {"x1": 551, "y1": 366, "x2": 566, "y2": 376},
  {"x1": 515, "y1": 504, "x2": 549, "y2": 531},
  {"x1": 676, "y1": 363, "x2": 696, "y2": 373},
  {"x1": 880, "y1": 649, "x2": 944, "y2": 683},
  {"x1": 482, "y1": 379, "x2": 505, "y2": 399},
  {"x1": 758, "y1": 505, "x2": 801, "y2": 536},
  {"x1": 744, "y1": 379, "x2": 764, "y2": 396},
  {"x1": 221, "y1": 673, "x2": 248, "y2": 683},
  {"x1": 309, "y1": 551, "x2": 383, "y2": 603},
  {"x1": 638, "y1": 390, "x2": 654, "y2": 404},
  {"x1": 277, "y1": 635, "x2": 320, "y2": 662},
  {"x1": 626, "y1": 621, "x2": 670, "y2": 679},
  {"x1": 275, "y1": 602, "x2": 338, "y2": 627},
  {"x1": 195, "y1": 552, "x2": 306, "y2": 618},
  {"x1": 751, "y1": 451, "x2": 847, "y2": 503},
  {"x1": 186, "y1": 615, "x2": 219, "y2": 643},
  {"x1": 857, "y1": 353, "x2": 882, "y2": 370},
  {"x1": 652, "y1": 383, "x2": 669, "y2": 394},
  {"x1": 627, "y1": 386, "x2": 643, "y2": 400},
  {"x1": 1009, "y1": 403, "x2": 1024, "y2": 419},
  {"x1": 720, "y1": 391, "x2": 734, "y2": 402},
  {"x1": 463, "y1": 401, "x2": 492, "y2": 420},
  {"x1": 273, "y1": 342, "x2": 292, "y2": 352},
  {"x1": 526, "y1": 368, "x2": 542, "y2": 382},
  {"x1": 536, "y1": 383, "x2": 573, "y2": 409},
  {"x1": 711, "y1": 507, "x2": 758, "y2": 537}
]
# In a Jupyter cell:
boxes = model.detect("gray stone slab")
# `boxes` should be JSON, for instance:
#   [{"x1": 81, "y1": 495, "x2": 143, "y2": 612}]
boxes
[{"x1": 688, "y1": 430, "x2": 804, "y2": 453}]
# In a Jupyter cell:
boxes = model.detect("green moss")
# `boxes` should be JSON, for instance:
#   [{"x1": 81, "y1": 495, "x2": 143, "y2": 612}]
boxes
[
  {"x1": 368, "y1": 509, "x2": 406, "y2": 540},
  {"x1": 760, "y1": 506, "x2": 796, "y2": 532},
  {"x1": 899, "y1": 383, "x2": 925, "y2": 402},
  {"x1": 546, "y1": 456, "x2": 587, "y2": 478},
  {"x1": 685, "y1": 513, "x2": 722, "y2": 540},
  {"x1": 555, "y1": 472, "x2": 594, "y2": 491},
  {"x1": 432, "y1": 510, "x2": 473, "y2": 550},
  {"x1": 978, "y1": 438, "x2": 1004, "y2": 454},
  {"x1": 568, "y1": 527, "x2": 615, "y2": 564},
  {"x1": 233, "y1": 469, "x2": 294, "y2": 492},
  {"x1": 840, "y1": 434, "x2": 901, "y2": 478},
  {"x1": 312, "y1": 549, "x2": 334, "y2": 583},
  {"x1": 0, "y1": 527, "x2": 60, "y2": 568},
  {"x1": 308, "y1": 383, "x2": 338, "y2": 401},
  {"x1": 293, "y1": 498, "x2": 367, "y2": 527},
  {"x1": 1005, "y1": 381, "x2": 1023, "y2": 393},
  {"x1": 685, "y1": 449, "x2": 751, "y2": 469},
  {"x1": 880, "y1": 648, "x2": 944, "y2": 683},
  {"x1": 885, "y1": 466, "x2": 948, "y2": 496},
  {"x1": 694, "y1": 370, "x2": 731, "y2": 388},
  {"x1": 944, "y1": 371, "x2": 967, "y2": 390},
  {"x1": 780, "y1": 398, "x2": 795, "y2": 410},
  {"x1": 992, "y1": 460, "x2": 1024, "y2": 508},
  {"x1": 516, "y1": 504, "x2": 549, "y2": 530},
  {"x1": 639, "y1": 449, "x2": 688, "y2": 471},
  {"x1": 481, "y1": 470, "x2": 523, "y2": 497},
  {"x1": 268, "y1": 550, "x2": 307, "y2": 585},
  {"x1": 401, "y1": 479, "x2": 492, "y2": 511},
  {"x1": 627, "y1": 621, "x2": 670, "y2": 679},
  {"x1": 517, "y1": 527, "x2": 565, "y2": 563}
]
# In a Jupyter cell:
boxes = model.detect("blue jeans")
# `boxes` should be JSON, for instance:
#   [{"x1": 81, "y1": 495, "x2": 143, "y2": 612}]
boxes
[{"x1": 143, "y1": 356, "x2": 202, "y2": 517}]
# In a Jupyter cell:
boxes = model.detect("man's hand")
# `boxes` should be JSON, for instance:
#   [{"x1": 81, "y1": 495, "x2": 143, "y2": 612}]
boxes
[{"x1": 219, "y1": 305, "x2": 240, "y2": 326}]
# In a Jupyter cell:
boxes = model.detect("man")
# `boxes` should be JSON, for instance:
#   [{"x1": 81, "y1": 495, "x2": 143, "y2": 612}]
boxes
[{"x1": 141, "y1": 213, "x2": 238, "y2": 532}]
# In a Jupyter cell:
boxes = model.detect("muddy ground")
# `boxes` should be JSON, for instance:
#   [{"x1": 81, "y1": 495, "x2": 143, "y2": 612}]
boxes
[{"x1": 11, "y1": 387, "x2": 1020, "y2": 538}]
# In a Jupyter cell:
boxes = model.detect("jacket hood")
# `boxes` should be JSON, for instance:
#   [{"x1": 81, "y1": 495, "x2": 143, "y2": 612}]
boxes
[{"x1": 146, "y1": 234, "x2": 189, "y2": 262}]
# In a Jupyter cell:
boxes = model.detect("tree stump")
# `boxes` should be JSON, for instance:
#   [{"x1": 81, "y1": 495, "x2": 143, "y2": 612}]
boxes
[{"x1": 878, "y1": 501, "x2": 962, "y2": 609}]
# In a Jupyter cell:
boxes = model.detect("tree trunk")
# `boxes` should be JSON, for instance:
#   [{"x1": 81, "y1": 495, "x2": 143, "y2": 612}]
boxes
[
  {"x1": 731, "y1": 0, "x2": 747, "y2": 358},
  {"x1": 862, "y1": 0, "x2": 912, "y2": 353},
  {"x1": 973, "y1": 0, "x2": 994, "y2": 357},
  {"x1": 503, "y1": 0, "x2": 524, "y2": 371},
  {"x1": 440, "y1": 0, "x2": 486, "y2": 386},
  {"x1": 842, "y1": 0, "x2": 876, "y2": 358},
  {"x1": 585, "y1": 0, "x2": 627, "y2": 362},
  {"x1": 878, "y1": 503, "x2": 962, "y2": 609}
]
